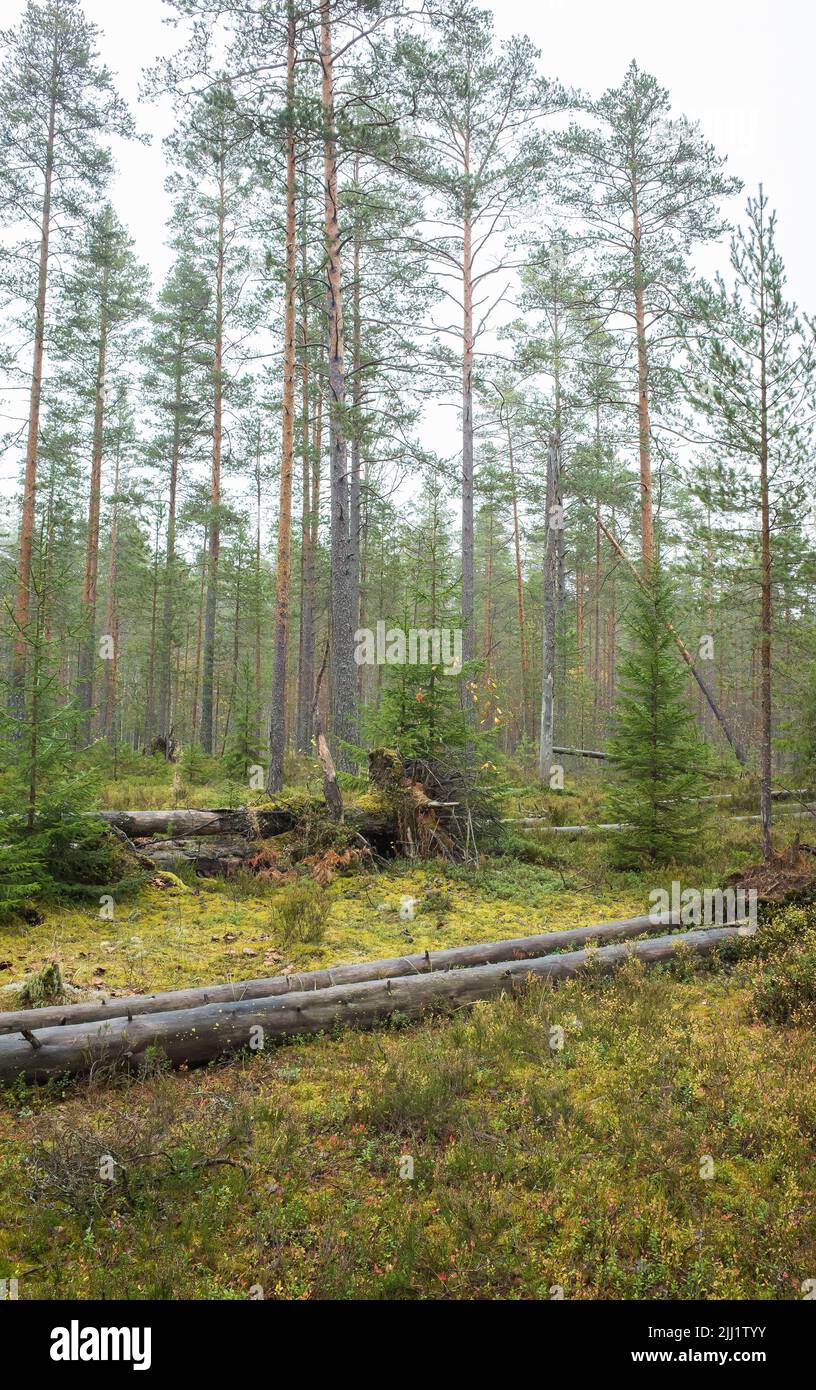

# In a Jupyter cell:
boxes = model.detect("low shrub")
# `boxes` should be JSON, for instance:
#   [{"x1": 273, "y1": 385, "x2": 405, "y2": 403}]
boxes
[
  {"x1": 752, "y1": 944, "x2": 816, "y2": 1026},
  {"x1": 419, "y1": 888, "x2": 453, "y2": 916},
  {"x1": 747, "y1": 903, "x2": 816, "y2": 960},
  {"x1": 16, "y1": 960, "x2": 65, "y2": 1008},
  {"x1": 269, "y1": 881, "x2": 330, "y2": 945}
]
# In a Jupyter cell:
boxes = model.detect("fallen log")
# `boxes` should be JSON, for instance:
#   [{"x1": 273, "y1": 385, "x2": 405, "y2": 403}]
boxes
[
  {"x1": 144, "y1": 836, "x2": 257, "y2": 873},
  {"x1": 99, "y1": 808, "x2": 299, "y2": 839},
  {"x1": 504, "y1": 818, "x2": 624, "y2": 830},
  {"x1": 99, "y1": 804, "x2": 401, "y2": 860},
  {"x1": 553, "y1": 745, "x2": 606, "y2": 760},
  {"x1": 0, "y1": 909, "x2": 706, "y2": 1035},
  {"x1": 0, "y1": 926, "x2": 743, "y2": 1084},
  {"x1": 510, "y1": 805, "x2": 816, "y2": 833}
]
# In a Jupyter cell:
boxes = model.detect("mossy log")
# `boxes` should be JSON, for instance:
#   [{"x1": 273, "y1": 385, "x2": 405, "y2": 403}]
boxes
[
  {"x1": 0, "y1": 926, "x2": 742, "y2": 1083},
  {"x1": 100, "y1": 804, "x2": 398, "y2": 849},
  {"x1": 99, "y1": 808, "x2": 299, "y2": 839},
  {"x1": 0, "y1": 909, "x2": 711, "y2": 1036},
  {"x1": 144, "y1": 837, "x2": 258, "y2": 873}
]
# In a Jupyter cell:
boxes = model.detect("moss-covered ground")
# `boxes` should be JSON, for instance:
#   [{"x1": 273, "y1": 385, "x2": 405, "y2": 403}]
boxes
[{"x1": 1, "y1": 766, "x2": 814, "y2": 1301}]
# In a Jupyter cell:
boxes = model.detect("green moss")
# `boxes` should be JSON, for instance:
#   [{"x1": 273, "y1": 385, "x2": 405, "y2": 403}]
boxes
[
  {"x1": 152, "y1": 871, "x2": 190, "y2": 893},
  {"x1": 2, "y1": 940, "x2": 815, "y2": 1300},
  {"x1": 351, "y1": 790, "x2": 390, "y2": 816},
  {"x1": 1, "y1": 814, "x2": 813, "y2": 1301}
]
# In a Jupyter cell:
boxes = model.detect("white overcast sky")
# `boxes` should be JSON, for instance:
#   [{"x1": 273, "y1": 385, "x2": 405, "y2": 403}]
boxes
[
  {"x1": 4, "y1": 0, "x2": 811, "y2": 306},
  {"x1": 1, "y1": 0, "x2": 813, "y2": 505}
]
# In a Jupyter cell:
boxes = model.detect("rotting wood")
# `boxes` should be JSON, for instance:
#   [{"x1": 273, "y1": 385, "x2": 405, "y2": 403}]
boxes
[
  {"x1": 317, "y1": 731, "x2": 343, "y2": 821},
  {"x1": 98, "y1": 808, "x2": 298, "y2": 839}
]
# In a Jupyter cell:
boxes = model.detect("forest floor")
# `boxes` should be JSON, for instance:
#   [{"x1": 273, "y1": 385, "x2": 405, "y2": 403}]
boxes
[{"x1": 1, "y1": 771, "x2": 815, "y2": 1300}]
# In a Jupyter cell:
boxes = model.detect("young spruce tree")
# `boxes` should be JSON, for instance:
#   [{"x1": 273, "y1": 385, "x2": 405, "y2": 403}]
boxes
[{"x1": 607, "y1": 562, "x2": 710, "y2": 866}]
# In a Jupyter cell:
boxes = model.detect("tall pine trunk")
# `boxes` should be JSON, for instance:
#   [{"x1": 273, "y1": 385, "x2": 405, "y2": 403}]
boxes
[
  {"x1": 505, "y1": 409, "x2": 528, "y2": 741},
  {"x1": 191, "y1": 527, "x2": 208, "y2": 744},
  {"x1": 461, "y1": 153, "x2": 475, "y2": 674},
  {"x1": 101, "y1": 437, "x2": 121, "y2": 742},
  {"x1": 297, "y1": 387, "x2": 320, "y2": 751},
  {"x1": 268, "y1": 4, "x2": 298, "y2": 793},
  {"x1": 296, "y1": 268, "x2": 313, "y2": 752},
  {"x1": 631, "y1": 153, "x2": 654, "y2": 571},
  {"x1": 13, "y1": 67, "x2": 58, "y2": 707},
  {"x1": 77, "y1": 261, "x2": 111, "y2": 741},
  {"x1": 757, "y1": 206, "x2": 773, "y2": 861},
  {"x1": 349, "y1": 185, "x2": 362, "y2": 646},
  {"x1": 320, "y1": 0, "x2": 356, "y2": 767},
  {"x1": 254, "y1": 433, "x2": 263, "y2": 745},
  {"x1": 157, "y1": 354, "x2": 183, "y2": 752},
  {"x1": 539, "y1": 433, "x2": 560, "y2": 781},
  {"x1": 201, "y1": 149, "x2": 226, "y2": 753},
  {"x1": 145, "y1": 509, "x2": 161, "y2": 749}
]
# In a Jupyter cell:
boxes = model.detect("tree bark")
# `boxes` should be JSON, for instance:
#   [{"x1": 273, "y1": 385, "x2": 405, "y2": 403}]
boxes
[
  {"x1": 317, "y1": 729, "x2": 343, "y2": 821},
  {"x1": 268, "y1": 5, "x2": 298, "y2": 793},
  {"x1": 631, "y1": 154, "x2": 654, "y2": 570},
  {"x1": 757, "y1": 200, "x2": 773, "y2": 860},
  {"x1": 505, "y1": 406, "x2": 529, "y2": 741},
  {"x1": 191, "y1": 526, "x2": 208, "y2": 743},
  {"x1": 253, "y1": 430, "x2": 263, "y2": 743},
  {"x1": 350, "y1": 156, "x2": 362, "y2": 649},
  {"x1": 461, "y1": 164, "x2": 475, "y2": 673},
  {"x1": 101, "y1": 433, "x2": 122, "y2": 742},
  {"x1": 201, "y1": 146, "x2": 226, "y2": 754},
  {"x1": 157, "y1": 352, "x2": 183, "y2": 751},
  {"x1": 0, "y1": 927, "x2": 741, "y2": 1083},
  {"x1": 539, "y1": 433, "x2": 560, "y2": 780},
  {"x1": 99, "y1": 808, "x2": 271, "y2": 837},
  {"x1": 77, "y1": 261, "x2": 110, "y2": 742},
  {"x1": 12, "y1": 59, "x2": 58, "y2": 707},
  {"x1": 0, "y1": 909, "x2": 695, "y2": 1036},
  {"x1": 296, "y1": 374, "x2": 319, "y2": 752},
  {"x1": 144, "y1": 508, "x2": 161, "y2": 749},
  {"x1": 295, "y1": 357, "x2": 311, "y2": 748},
  {"x1": 320, "y1": 0, "x2": 357, "y2": 768}
]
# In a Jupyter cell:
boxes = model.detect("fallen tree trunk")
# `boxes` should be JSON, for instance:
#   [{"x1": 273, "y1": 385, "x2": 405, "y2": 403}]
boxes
[
  {"x1": 99, "y1": 808, "x2": 299, "y2": 839},
  {"x1": 144, "y1": 837, "x2": 257, "y2": 873},
  {"x1": 504, "y1": 819, "x2": 625, "y2": 830},
  {"x1": 99, "y1": 804, "x2": 400, "y2": 859},
  {"x1": 553, "y1": 745, "x2": 606, "y2": 760},
  {"x1": 508, "y1": 804, "x2": 816, "y2": 833},
  {"x1": 0, "y1": 909, "x2": 704, "y2": 1036},
  {"x1": 0, "y1": 926, "x2": 742, "y2": 1084}
]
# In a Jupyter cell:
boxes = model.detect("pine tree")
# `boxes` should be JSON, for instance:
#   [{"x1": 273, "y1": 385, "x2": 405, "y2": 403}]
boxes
[
  {"x1": 606, "y1": 562, "x2": 710, "y2": 865},
  {"x1": 0, "y1": 544, "x2": 138, "y2": 911},
  {"x1": 54, "y1": 203, "x2": 150, "y2": 741},
  {"x1": 557, "y1": 62, "x2": 740, "y2": 571},
  {"x1": 142, "y1": 249, "x2": 213, "y2": 753},
  {"x1": 365, "y1": 477, "x2": 476, "y2": 757},
  {"x1": 267, "y1": 0, "x2": 298, "y2": 793},
  {"x1": 687, "y1": 190, "x2": 816, "y2": 858},
  {"x1": 0, "y1": 0, "x2": 136, "y2": 709},
  {"x1": 224, "y1": 657, "x2": 262, "y2": 782},
  {"x1": 164, "y1": 83, "x2": 256, "y2": 754},
  {"x1": 397, "y1": 2, "x2": 563, "y2": 674}
]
